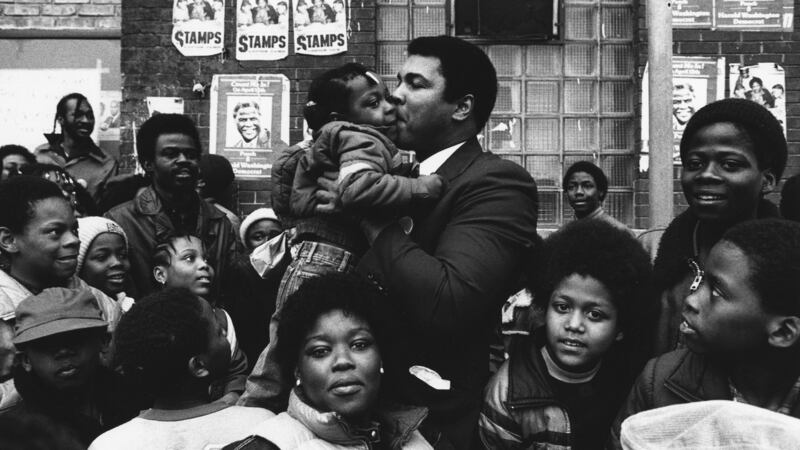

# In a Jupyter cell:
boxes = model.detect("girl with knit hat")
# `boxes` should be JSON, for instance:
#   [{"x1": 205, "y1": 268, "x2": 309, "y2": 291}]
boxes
[
  {"x1": 639, "y1": 98, "x2": 787, "y2": 355},
  {"x1": 239, "y1": 207, "x2": 282, "y2": 253},
  {"x1": 77, "y1": 217, "x2": 134, "y2": 312}
]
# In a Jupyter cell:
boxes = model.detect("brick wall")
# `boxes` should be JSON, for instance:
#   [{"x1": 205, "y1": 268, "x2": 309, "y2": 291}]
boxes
[
  {"x1": 634, "y1": 0, "x2": 800, "y2": 227},
  {"x1": 0, "y1": 0, "x2": 120, "y2": 30},
  {"x1": 121, "y1": 1, "x2": 377, "y2": 218}
]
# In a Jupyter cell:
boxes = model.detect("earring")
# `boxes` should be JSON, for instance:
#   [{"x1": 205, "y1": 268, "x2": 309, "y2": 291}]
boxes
[
  {"x1": 379, "y1": 365, "x2": 384, "y2": 374},
  {"x1": 296, "y1": 377, "x2": 301, "y2": 386}
]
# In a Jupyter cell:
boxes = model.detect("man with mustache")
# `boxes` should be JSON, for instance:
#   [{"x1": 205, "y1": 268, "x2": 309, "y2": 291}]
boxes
[
  {"x1": 105, "y1": 114, "x2": 237, "y2": 298},
  {"x1": 231, "y1": 102, "x2": 271, "y2": 149},
  {"x1": 36, "y1": 93, "x2": 119, "y2": 202}
]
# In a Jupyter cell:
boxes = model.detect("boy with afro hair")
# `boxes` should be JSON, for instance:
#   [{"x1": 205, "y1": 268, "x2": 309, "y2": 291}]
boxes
[
  {"x1": 89, "y1": 287, "x2": 271, "y2": 450},
  {"x1": 611, "y1": 219, "x2": 800, "y2": 447},
  {"x1": 480, "y1": 219, "x2": 655, "y2": 449}
]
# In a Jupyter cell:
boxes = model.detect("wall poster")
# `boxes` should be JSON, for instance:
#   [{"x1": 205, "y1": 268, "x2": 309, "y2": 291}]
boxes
[
  {"x1": 293, "y1": 0, "x2": 348, "y2": 56},
  {"x1": 641, "y1": 56, "x2": 726, "y2": 170},
  {"x1": 172, "y1": 0, "x2": 225, "y2": 57},
  {"x1": 209, "y1": 74, "x2": 290, "y2": 179},
  {"x1": 236, "y1": 0, "x2": 290, "y2": 60},
  {"x1": 673, "y1": 0, "x2": 793, "y2": 30},
  {"x1": 729, "y1": 62, "x2": 786, "y2": 135}
]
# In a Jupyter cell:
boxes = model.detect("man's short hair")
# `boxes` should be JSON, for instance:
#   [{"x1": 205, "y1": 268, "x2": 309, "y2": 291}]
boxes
[
  {"x1": 233, "y1": 101, "x2": 261, "y2": 118},
  {"x1": 722, "y1": 219, "x2": 800, "y2": 317},
  {"x1": 136, "y1": 114, "x2": 202, "y2": 164},
  {"x1": 562, "y1": 160, "x2": 608, "y2": 200},
  {"x1": 749, "y1": 77, "x2": 764, "y2": 88},
  {"x1": 407, "y1": 36, "x2": 497, "y2": 131},
  {"x1": 0, "y1": 145, "x2": 35, "y2": 166}
]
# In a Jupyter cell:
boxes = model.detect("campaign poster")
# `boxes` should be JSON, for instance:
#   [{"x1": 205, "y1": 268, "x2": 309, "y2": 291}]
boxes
[
  {"x1": 641, "y1": 57, "x2": 725, "y2": 170},
  {"x1": 172, "y1": 0, "x2": 225, "y2": 57},
  {"x1": 729, "y1": 63, "x2": 786, "y2": 135},
  {"x1": 716, "y1": 0, "x2": 792, "y2": 30},
  {"x1": 672, "y1": 0, "x2": 714, "y2": 28},
  {"x1": 97, "y1": 90, "x2": 121, "y2": 142},
  {"x1": 209, "y1": 74, "x2": 290, "y2": 179},
  {"x1": 293, "y1": 0, "x2": 348, "y2": 56},
  {"x1": 236, "y1": 0, "x2": 290, "y2": 60}
]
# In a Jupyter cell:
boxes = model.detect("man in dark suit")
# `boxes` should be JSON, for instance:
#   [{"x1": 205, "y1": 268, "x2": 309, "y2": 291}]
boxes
[{"x1": 356, "y1": 36, "x2": 539, "y2": 449}]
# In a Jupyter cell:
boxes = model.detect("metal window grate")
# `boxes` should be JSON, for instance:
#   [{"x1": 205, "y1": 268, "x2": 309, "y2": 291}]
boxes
[{"x1": 375, "y1": 0, "x2": 636, "y2": 227}]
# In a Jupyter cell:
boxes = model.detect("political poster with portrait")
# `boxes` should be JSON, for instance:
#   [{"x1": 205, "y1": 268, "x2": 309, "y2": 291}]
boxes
[
  {"x1": 293, "y1": 0, "x2": 348, "y2": 56},
  {"x1": 673, "y1": 0, "x2": 793, "y2": 30},
  {"x1": 97, "y1": 90, "x2": 121, "y2": 142},
  {"x1": 641, "y1": 57, "x2": 725, "y2": 169},
  {"x1": 671, "y1": 0, "x2": 713, "y2": 28},
  {"x1": 729, "y1": 62, "x2": 786, "y2": 135},
  {"x1": 236, "y1": 0, "x2": 290, "y2": 60},
  {"x1": 209, "y1": 74, "x2": 290, "y2": 179},
  {"x1": 172, "y1": 0, "x2": 225, "y2": 57}
]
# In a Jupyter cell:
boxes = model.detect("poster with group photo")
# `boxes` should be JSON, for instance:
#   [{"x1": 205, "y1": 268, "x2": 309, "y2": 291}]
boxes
[
  {"x1": 236, "y1": 0, "x2": 290, "y2": 60},
  {"x1": 293, "y1": 0, "x2": 348, "y2": 56},
  {"x1": 209, "y1": 74, "x2": 290, "y2": 179},
  {"x1": 641, "y1": 57, "x2": 725, "y2": 170},
  {"x1": 172, "y1": 0, "x2": 225, "y2": 57},
  {"x1": 729, "y1": 63, "x2": 786, "y2": 135}
]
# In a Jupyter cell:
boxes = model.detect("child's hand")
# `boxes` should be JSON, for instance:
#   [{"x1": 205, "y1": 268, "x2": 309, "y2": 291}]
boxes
[
  {"x1": 315, "y1": 171, "x2": 343, "y2": 214},
  {"x1": 414, "y1": 174, "x2": 446, "y2": 200}
]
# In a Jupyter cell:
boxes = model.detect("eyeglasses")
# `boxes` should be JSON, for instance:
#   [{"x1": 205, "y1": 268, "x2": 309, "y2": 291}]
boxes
[{"x1": 687, "y1": 257, "x2": 704, "y2": 293}]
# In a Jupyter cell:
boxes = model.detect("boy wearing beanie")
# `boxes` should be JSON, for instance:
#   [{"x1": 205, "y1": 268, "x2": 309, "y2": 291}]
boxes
[
  {"x1": 0, "y1": 287, "x2": 140, "y2": 446},
  {"x1": 638, "y1": 98, "x2": 787, "y2": 354},
  {"x1": 77, "y1": 217, "x2": 134, "y2": 311}
]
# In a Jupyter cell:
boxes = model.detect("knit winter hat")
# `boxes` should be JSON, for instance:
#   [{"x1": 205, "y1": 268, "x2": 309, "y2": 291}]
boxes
[
  {"x1": 679, "y1": 98, "x2": 787, "y2": 180},
  {"x1": 77, "y1": 217, "x2": 128, "y2": 274},
  {"x1": 239, "y1": 208, "x2": 280, "y2": 243}
]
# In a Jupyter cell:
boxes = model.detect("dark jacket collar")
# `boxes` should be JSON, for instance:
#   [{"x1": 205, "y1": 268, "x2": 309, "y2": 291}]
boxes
[
  {"x1": 506, "y1": 333, "x2": 557, "y2": 407},
  {"x1": 434, "y1": 137, "x2": 483, "y2": 182},
  {"x1": 42, "y1": 133, "x2": 107, "y2": 161},
  {"x1": 662, "y1": 350, "x2": 731, "y2": 403},
  {"x1": 652, "y1": 199, "x2": 780, "y2": 290}
]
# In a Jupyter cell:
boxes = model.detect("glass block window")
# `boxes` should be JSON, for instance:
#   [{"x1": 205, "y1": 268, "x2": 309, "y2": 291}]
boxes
[{"x1": 375, "y1": 0, "x2": 636, "y2": 227}]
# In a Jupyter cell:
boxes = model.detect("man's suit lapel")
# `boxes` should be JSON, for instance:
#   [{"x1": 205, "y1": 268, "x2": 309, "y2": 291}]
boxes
[{"x1": 434, "y1": 137, "x2": 483, "y2": 181}]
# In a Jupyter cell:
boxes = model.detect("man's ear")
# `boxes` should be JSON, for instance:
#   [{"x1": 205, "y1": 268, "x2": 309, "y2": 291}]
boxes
[
  {"x1": 19, "y1": 352, "x2": 31, "y2": 373},
  {"x1": 761, "y1": 170, "x2": 777, "y2": 195},
  {"x1": 141, "y1": 159, "x2": 155, "y2": 174},
  {"x1": 767, "y1": 316, "x2": 800, "y2": 348},
  {"x1": 0, "y1": 227, "x2": 19, "y2": 256},
  {"x1": 451, "y1": 94, "x2": 474, "y2": 123},
  {"x1": 153, "y1": 266, "x2": 167, "y2": 286},
  {"x1": 188, "y1": 355, "x2": 210, "y2": 379}
]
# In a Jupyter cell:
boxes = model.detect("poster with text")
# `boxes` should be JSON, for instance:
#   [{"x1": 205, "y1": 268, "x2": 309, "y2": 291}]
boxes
[
  {"x1": 293, "y1": 0, "x2": 348, "y2": 56},
  {"x1": 210, "y1": 74, "x2": 290, "y2": 179},
  {"x1": 641, "y1": 57, "x2": 725, "y2": 170},
  {"x1": 236, "y1": 0, "x2": 290, "y2": 60},
  {"x1": 729, "y1": 62, "x2": 786, "y2": 135},
  {"x1": 716, "y1": 0, "x2": 792, "y2": 30},
  {"x1": 671, "y1": 0, "x2": 713, "y2": 28},
  {"x1": 172, "y1": 0, "x2": 225, "y2": 57}
]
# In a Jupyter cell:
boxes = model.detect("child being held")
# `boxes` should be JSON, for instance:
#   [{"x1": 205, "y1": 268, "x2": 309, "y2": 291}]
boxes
[
  {"x1": 480, "y1": 219, "x2": 654, "y2": 449},
  {"x1": 152, "y1": 234, "x2": 248, "y2": 401},
  {"x1": 611, "y1": 218, "x2": 800, "y2": 447},
  {"x1": 1, "y1": 287, "x2": 140, "y2": 446},
  {"x1": 89, "y1": 288, "x2": 273, "y2": 449}
]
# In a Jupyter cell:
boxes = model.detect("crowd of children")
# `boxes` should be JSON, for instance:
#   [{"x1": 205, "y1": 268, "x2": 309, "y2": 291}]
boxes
[{"x1": 1, "y1": 51, "x2": 800, "y2": 449}]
